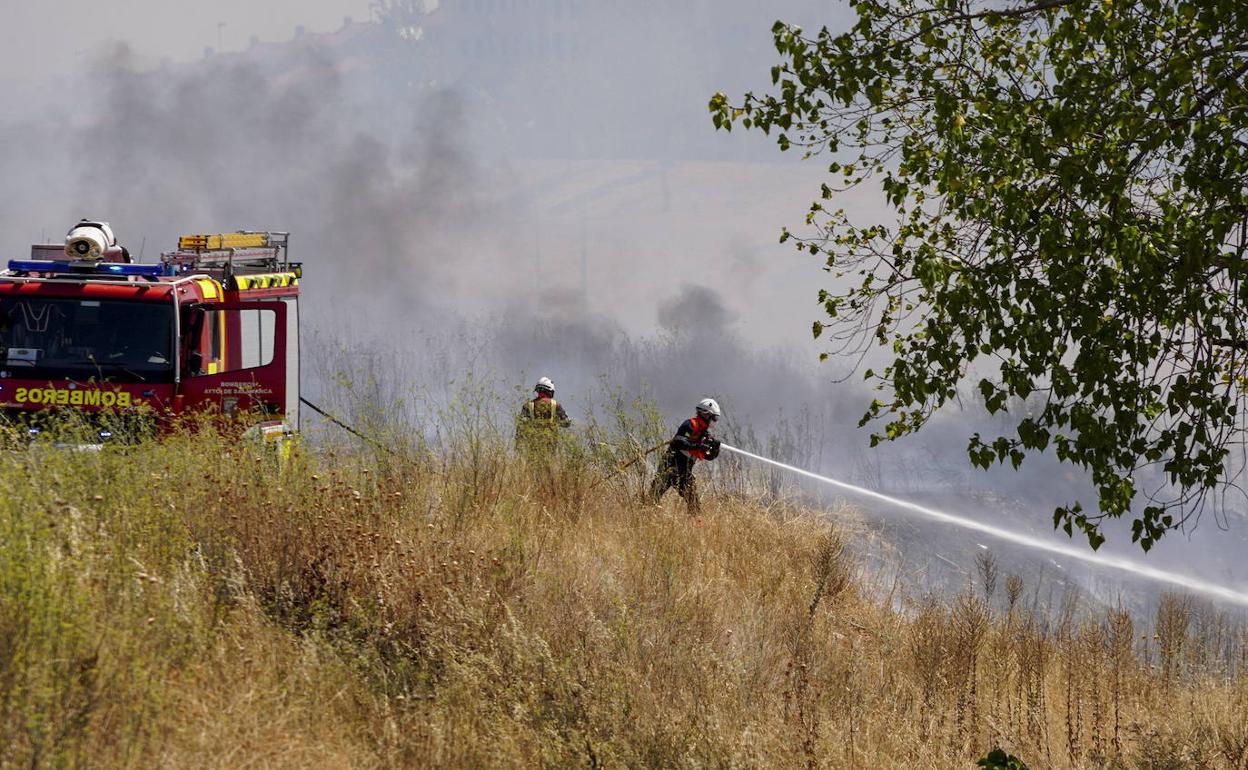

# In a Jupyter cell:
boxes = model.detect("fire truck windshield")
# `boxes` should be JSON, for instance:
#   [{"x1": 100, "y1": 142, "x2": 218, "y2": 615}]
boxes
[{"x1": 0, "y1": 298, "x2": 174, "y2": 383}]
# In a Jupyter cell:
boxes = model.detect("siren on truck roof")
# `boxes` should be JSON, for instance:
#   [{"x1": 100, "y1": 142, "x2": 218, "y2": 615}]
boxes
[{"x1": 65, "y1": 219, "x2": 127, "y2": 262}]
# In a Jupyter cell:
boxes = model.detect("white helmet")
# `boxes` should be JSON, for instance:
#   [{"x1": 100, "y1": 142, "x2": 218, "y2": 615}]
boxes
[
  {"x1": 535, "y1": 376, "x2": 555, "y2": 395},
  {"x1": 696, "y1": 398, "x2": 721, "y2": 419}
]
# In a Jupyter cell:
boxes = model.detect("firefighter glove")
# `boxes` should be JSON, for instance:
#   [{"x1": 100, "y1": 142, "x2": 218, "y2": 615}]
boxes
[{"x1": 703, "y1": 437, "x2": 721, "y2": 460}]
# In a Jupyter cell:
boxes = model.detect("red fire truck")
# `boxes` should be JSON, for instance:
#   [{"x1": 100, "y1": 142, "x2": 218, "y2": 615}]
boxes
[{"x1": 0, "y1": 223, "x2": 300, "y2": 442}]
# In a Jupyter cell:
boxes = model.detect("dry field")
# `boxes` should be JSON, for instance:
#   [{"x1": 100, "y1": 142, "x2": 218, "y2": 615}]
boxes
[{"x1": 2, "y1": 421, "x2": 1246, "y2": 769}]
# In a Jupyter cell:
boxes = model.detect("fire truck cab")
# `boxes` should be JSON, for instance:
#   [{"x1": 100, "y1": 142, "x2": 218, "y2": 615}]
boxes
[{"x1": 0, "y1": 226, "x2": 300, "y2": 441}]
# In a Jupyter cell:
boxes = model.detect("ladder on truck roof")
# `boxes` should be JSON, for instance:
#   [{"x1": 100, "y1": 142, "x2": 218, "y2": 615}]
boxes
[{"x1": 162, "y1": 231, "x2": 295, "y2": 279}]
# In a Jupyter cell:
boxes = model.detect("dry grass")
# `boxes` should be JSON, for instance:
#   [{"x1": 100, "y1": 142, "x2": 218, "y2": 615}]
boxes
[{"x1": 2, "y1": 421, "x2": 1247, "y2": 769}]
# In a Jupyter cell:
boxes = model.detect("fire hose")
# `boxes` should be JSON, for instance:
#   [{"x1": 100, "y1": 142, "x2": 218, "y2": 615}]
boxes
[
  {"x1": 588, "y1": 439, "x2": 669, "y2": 489},
  {"x1": 301, "y1": 396, "x2": 667, "y2": 488},
  {"x1": 299, "y1": 396, "x2": 383, "y2": 448}
]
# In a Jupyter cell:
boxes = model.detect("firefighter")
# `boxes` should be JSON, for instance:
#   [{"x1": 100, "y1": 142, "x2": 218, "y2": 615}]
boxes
[
  {"x1": 516, "y1": 376, "x2": 571, "y2": 455},
  {"x1": 649, "y1": 398, "x2": 722, "y2": 513}
]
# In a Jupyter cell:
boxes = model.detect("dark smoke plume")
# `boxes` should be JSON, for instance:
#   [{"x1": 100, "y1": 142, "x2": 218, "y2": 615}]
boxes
[{"x1": 657, "y1": 284, "x2": 738, "y2": 334}]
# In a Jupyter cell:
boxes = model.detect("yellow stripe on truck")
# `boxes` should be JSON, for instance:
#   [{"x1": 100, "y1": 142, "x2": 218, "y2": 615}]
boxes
[
  {"x1": 196, "y1": 278, "x2": 222, "y2": 300},
  {"x1": 232, "y1": 272, "x2": 298, "y2": 290}
]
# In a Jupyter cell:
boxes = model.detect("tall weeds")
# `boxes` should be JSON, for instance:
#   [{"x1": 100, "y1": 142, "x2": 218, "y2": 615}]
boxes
[{"x1": 0, "y1": 414, "x2": 1246, "y2": 769}]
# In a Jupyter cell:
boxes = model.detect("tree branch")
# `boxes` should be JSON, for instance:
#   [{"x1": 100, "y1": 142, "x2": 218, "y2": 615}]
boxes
[
  {"x1": 1210, "y1": 337, "x2": 1248, "y2": 351},
  {"x1": 895, "y1": 0, "x2": 1081, "y2": 47}
]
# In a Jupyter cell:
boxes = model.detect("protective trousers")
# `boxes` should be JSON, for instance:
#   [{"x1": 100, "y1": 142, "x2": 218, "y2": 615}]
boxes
[{"x1": 649, "y1": 450, "x2": 699, "y2": 513}]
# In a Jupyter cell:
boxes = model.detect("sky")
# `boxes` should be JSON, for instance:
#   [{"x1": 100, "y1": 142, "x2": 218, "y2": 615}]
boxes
[{"x1": 2, "y1": 1, "x2": 372, "y2": 78}]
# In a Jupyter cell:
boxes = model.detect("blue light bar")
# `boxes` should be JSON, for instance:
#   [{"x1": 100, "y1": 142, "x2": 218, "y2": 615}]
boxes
[
  {"x1": 7, "y1": 259, "x2": 169, "y2": 277},
  {"x1": 101, "y1": 263, "x2": 167, "y2": 277}
]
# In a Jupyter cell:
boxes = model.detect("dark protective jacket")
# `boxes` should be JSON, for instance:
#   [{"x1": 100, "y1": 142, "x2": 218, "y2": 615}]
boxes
[
  {"x1": 520, "y1": 395, "x2": 571, "y2": 427},
  {"x1": 516, "y1": 394, "x2": 571, "y2": 455},
  {"x1": 668, "y1": 416, "x2": 720, "y2": 461}
]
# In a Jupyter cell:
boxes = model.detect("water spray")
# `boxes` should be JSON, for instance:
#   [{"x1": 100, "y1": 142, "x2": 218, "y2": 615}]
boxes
[{"x1": 721, "y1": 443, "x2": 1248, "y2": 608}]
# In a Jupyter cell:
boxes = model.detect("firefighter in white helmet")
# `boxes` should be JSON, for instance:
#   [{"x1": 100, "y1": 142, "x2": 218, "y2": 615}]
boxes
[
  {"x1": 649, "y1": 398, "x2": 722, "y2": 513},
  {"x1": 516, "y1": 376, "x2": 571, "y2": 455}
]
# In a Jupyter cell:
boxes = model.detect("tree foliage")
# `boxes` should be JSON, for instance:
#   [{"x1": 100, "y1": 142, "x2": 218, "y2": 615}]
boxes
[{"x1": 711, "y1": 0, "x2": 1248, "y2": 549}]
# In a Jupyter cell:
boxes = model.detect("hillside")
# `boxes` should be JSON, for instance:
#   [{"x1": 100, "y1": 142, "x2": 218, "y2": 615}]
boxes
[{"x1": 3, "y1": 425, "x2": 1247, "y2": 769}]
